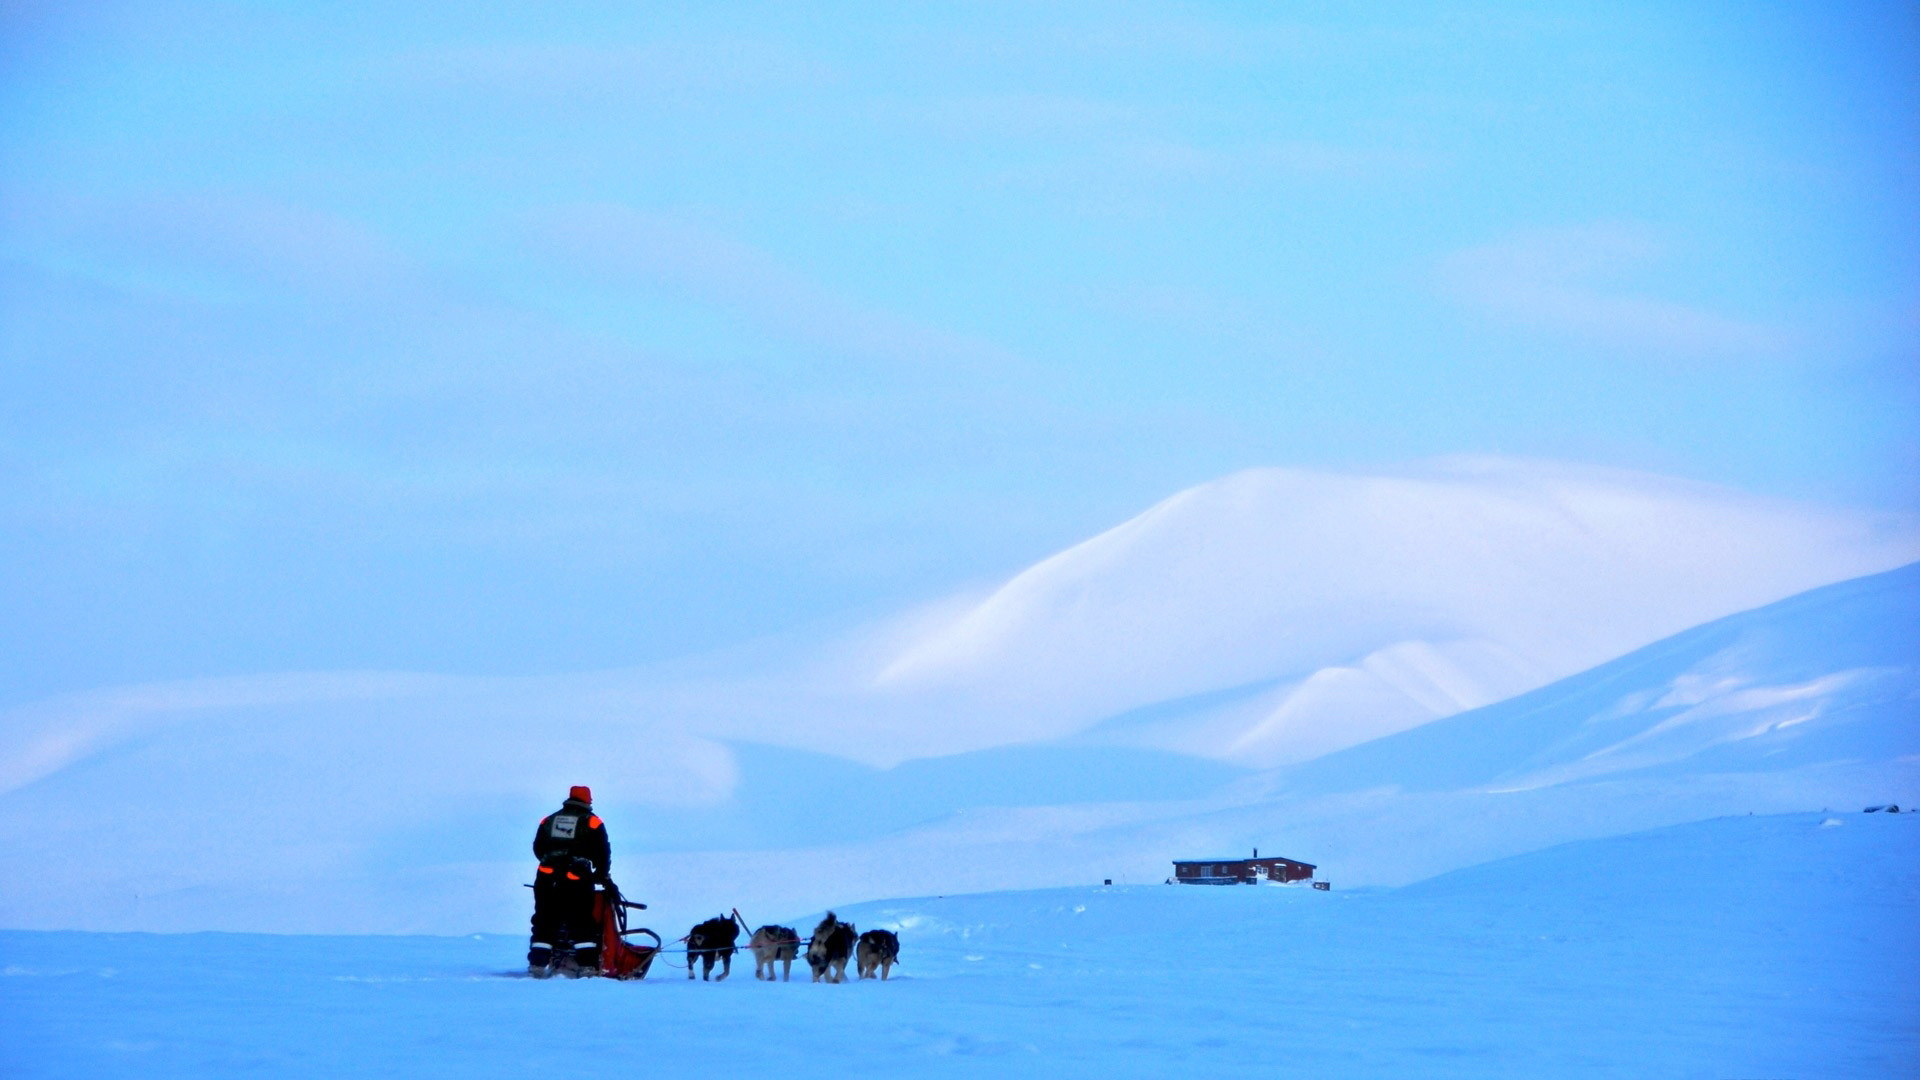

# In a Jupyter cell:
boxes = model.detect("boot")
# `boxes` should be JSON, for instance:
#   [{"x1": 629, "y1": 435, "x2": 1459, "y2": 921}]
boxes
[
  {"x1": 527, "y1": 943, "x2": 553, "y2": 979},
  {"x1": 572, "y1": 943, "x2": 600, "y2": 977}
]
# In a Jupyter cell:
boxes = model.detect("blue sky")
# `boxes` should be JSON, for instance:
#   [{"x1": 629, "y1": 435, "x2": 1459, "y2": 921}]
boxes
[{"x1": 1, "y1": 2, "x2": 1915, "y2": 703}]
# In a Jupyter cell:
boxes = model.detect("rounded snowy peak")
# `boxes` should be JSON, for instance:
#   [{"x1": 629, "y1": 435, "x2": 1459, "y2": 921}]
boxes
[{"x1": 871, "y1": 458, "x2": 1918, "y2": 764}]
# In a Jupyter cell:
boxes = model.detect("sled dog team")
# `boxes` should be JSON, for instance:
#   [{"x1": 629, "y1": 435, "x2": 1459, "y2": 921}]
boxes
[
  {"x1": 530, "y1": 787, "x2": 899, "y2": 982},
  {"x1": 686, "y1": 911, "x2": 899, "y2": 983}
]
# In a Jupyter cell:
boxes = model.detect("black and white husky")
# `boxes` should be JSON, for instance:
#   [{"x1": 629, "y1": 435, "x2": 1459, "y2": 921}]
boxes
[
  {"x1": 806, "y1": 912, "x2": 856, "y2": 983},
  {"x1": 685, "y1": 915, "x2": 739, "y2": 981}
]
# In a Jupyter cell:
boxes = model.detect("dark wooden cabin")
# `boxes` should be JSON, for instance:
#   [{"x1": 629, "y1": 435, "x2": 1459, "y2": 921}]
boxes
[{"x1": 1172, "y1": 848, "x2": 1315, "y2": 885}]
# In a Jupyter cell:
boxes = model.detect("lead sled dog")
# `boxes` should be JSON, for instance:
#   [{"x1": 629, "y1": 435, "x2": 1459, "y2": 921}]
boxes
[{"x1": 856, "y1": 928, "x2": 899, "y2": 980}]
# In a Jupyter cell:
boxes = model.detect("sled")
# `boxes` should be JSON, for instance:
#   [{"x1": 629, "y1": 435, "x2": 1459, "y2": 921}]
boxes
[{"x1": 594, "y1": 882, "x2": 662, "y2": 979}]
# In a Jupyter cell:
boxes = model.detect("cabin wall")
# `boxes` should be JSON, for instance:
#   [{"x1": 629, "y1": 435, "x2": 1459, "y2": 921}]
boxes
[{"x1": 1172, "y1": 859, "x2": 1317, "y2": 885}]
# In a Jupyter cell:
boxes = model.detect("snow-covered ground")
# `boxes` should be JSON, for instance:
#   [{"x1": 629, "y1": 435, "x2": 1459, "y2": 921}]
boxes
[{"x1": 3, "y1": 811, "x2": 1912, "y2": 1078}]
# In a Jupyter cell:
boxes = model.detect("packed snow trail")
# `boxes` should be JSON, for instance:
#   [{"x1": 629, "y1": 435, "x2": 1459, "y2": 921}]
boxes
[{"x1": 2, "y1": 812, "x2": 1913, "y2": 1077}]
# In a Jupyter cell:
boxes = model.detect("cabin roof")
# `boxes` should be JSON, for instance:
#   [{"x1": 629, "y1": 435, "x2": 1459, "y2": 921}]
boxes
[{"x1": 1175, "y1": 855, "x2": 1314, "y2": 865}]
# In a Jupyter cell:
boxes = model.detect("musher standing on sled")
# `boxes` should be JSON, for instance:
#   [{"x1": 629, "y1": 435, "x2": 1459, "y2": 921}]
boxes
[{"x1": 529, "y1": 785, "x2": 612, "y2": 977}]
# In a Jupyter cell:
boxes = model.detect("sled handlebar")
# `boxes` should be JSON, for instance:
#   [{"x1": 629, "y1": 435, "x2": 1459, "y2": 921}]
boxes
[{"x1": 520, "y1": 883, "x2": 647, "y2": 910}]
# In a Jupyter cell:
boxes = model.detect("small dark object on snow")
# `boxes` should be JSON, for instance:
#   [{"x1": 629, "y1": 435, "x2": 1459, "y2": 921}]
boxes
[
  {"x1": 807, "y1": 912, "x2": 857, "y2": 983},
  {"x1": 686, "y1": 915, "x2": 740, "y2": 981},
  {"x1": 856, "y1": 928, "x2": 900, "y2": 980},
  {"x1": 1866, "y1": 805, "x2": 1890, "y2": 813},
  {"x1": 1313, "y1": 881, "x2": 1331, "y2": 891}
]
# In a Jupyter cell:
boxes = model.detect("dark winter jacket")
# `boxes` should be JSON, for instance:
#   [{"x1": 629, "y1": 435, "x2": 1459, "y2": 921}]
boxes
[{"x1": 533, "y1": 798, "x2": 611, "y2": 881}]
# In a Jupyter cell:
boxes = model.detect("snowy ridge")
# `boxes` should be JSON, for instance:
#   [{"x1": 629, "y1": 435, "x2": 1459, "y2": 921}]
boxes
[
  {"x1": 627, "y1": 561, "x2": 1920, "y2": 918},
  {"x1": 1275, "y1": 560, "x2": 1920, "y2": 797},
  {"x1": 0, "y1": 459, "x2": 1915, "y2": 934},
  {"x1": 862, "y1": 457, "x2": 1919, "y2": 764}
]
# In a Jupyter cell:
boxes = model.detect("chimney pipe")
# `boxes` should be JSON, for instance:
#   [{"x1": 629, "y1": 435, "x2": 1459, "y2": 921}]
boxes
[{"x1": 1253, "y1": 848, "x2": 1258, "y2": 858}]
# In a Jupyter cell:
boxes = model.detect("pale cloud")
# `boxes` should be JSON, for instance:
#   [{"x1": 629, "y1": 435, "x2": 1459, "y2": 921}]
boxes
[
  {"x1": 1120, "y1": 138, "x2": 1429, "y2": 181},
  {"x1": 910, "y1": 92, "x2": 1152, "y2": 138},
  {"x1": 1438, "y1": 224, "x2": 1791, "y2": 357},
  {"x1": 921, "y1": 17, "x2": 1324, "y2": 66},
  {"x1": 382, "y1": 39, "x2": 833, "y2": 98},
  {"x1": 518, "y1": 204, "x2": 1031, "y2": 380},
  {"x1": 974, "y1": 136, "x2": 1425, "y2": 215},
  {"x1": 0, "y1": 189, "x2": 415, "y2": 302}
]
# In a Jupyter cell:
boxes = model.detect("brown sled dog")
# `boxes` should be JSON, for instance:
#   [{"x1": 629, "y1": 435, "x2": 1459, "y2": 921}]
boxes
[
  {"x1": 856, "y1": 928, "x2": 899, "y2": 980},
  {"x1": 685, "y1": 915, "x2": 739, "y2": 981},
  {"x1": 749, "y1": 924, "x2": 800, "y2": 981},
  {"x1": 807, "y1": 912, "x2": 856, "y2": 983}
]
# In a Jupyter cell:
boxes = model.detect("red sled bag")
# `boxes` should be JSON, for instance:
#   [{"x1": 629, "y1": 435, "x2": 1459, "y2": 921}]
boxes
[{"x1": 592, "y1": 882, "x2": 661, "y2": 979}]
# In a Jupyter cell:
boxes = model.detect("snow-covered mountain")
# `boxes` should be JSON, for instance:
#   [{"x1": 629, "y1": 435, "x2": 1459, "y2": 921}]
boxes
[
  {"x1": 619, "y1": 561, "x2": 1920, "y2": 923},
  {"x1": 0, "y1": 459, "x2": 1914, "y2": 933},
  {"x1": 1276, "y1": 558, "x2": 1920, "y2": 797},
  {"x1": 858, "y1": 457, "x2": 1919, "y2": 766}
]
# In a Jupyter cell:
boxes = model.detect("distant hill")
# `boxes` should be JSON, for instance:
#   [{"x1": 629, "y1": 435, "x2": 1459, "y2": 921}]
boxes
[
  {"x1": 0, "y1": 460, "x2": 1913, "y2": 934},
  {"x1": 852, "y1": 458, "x2": 1919, "y2": 765},
  {"x1": 626, "y1": 561, "x2": 1919, "y2": 919},
  {"x1": 1278, "y1": 559, "x2": 1920, "y2": 796}
]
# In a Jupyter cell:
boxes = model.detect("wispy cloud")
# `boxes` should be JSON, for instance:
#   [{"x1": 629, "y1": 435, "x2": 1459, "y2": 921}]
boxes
[
  {"x1": 1121, "y1": 138, "x2": 1429, "y2": 182},
  {"x1": 1438, "y1": 224, "x2": 1791, "y2": 357},
  {"x1": 920, "y1": 17, "x2": 1324, "y2": 66},
  {"x1": 909, "y1": 92, "x2": 1152, "y2": 138},
  {"x1": 518, "y1": 204, "x2": 1031, "y2": 381},
  {"x1": 382, "y1": 39, "x2": 833, "y2": 98},
  {"x1": 0, "y1": 189, "x2": 415, "y2": 303}
]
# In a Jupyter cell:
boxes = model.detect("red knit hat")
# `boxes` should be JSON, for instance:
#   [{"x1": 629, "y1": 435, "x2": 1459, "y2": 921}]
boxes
[{"x1": 569, "y1": 785, "x2": 592, "y2": 804}]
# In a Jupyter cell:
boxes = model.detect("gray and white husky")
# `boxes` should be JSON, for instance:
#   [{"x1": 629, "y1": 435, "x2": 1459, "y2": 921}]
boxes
[{"x1": 749, "y1": 924, "x2": 800, "y2": 981}]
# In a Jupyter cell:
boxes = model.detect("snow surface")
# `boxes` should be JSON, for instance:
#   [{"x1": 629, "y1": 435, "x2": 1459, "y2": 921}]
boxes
[{"x1": 3, "y1": 812, "x2": 1914, "y2": 1078}]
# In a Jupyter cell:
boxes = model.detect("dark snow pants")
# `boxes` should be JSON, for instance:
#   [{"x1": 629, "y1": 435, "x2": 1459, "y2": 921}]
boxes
[{"x1": 529, "y1": 860, "x2": 599, "y2": 965}]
